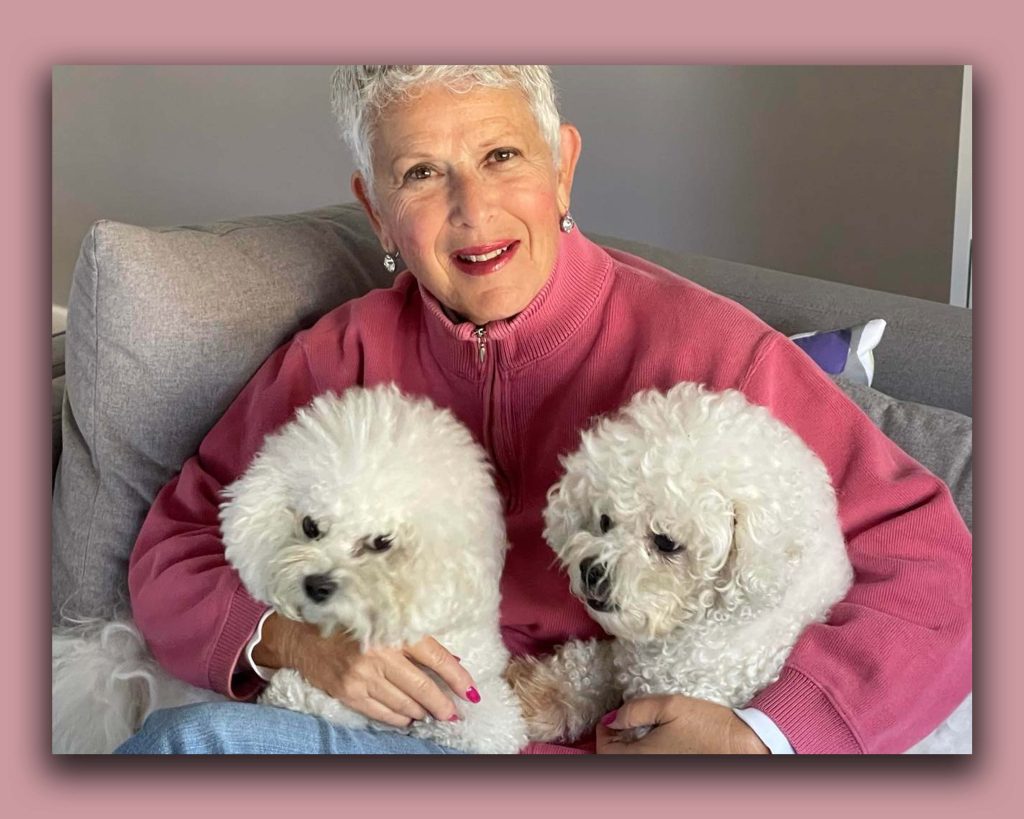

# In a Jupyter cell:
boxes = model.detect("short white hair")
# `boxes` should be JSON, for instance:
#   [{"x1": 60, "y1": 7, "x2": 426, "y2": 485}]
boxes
[{"x1": 330, "y1": 65, "x2": 562, "y2": 200}]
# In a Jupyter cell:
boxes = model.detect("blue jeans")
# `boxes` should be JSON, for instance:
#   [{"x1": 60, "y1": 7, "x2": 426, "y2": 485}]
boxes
[{"x1": 114, "y1": 702, "x2": 465, "y2": 755}]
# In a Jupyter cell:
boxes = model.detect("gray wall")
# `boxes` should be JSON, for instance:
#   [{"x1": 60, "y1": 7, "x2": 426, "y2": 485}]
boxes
[{"x1": 52, "y1": 65, "x2": 965, "y2": 308}]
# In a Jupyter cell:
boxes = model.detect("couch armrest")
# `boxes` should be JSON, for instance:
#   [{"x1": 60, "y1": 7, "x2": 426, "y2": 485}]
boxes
[{"x1": 52, "y1": 331, "x2": 65, "y2": 486}]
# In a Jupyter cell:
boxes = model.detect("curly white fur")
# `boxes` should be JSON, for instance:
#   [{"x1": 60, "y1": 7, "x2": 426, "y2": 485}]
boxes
[
  {"x1": 53, "y1": 385, "x2": 527, "y2": 754},
  {"x1": 520, "y1": 383, "x2": 854, "y2": 742}
]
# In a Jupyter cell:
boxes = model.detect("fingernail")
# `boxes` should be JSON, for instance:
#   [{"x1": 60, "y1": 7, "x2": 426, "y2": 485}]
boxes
[
  {"x1": 466, "y1": 686, "x2": 481, "y2": 703},
  {"x1": 453, "y1": 655, "x2": 461, "y2": 662},
  {"x1": 601, "y1": 709, "x2": 619, "y2": 727},
  {"x1": 449, "y1": 714, "x2": 461, "y2": 722}
]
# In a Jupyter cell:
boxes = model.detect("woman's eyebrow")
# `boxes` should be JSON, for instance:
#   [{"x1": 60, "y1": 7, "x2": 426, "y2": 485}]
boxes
[
  {"x1": 478, "y1": 133, "x2": 522, "y2": 149},
  {"x1": 390, "y1": 152, "x2": 433, "y2": 168}
]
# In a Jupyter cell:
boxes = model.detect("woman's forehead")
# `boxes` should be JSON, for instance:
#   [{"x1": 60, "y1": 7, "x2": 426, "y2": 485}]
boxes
[{"x1": 373, "y1": 84, "x2": 542, "y2": 156}]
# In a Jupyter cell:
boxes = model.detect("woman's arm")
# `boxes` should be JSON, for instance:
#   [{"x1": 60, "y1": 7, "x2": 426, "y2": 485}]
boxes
[{"x1": 738, "y1": 332, "x2": 972, "y2": 753}]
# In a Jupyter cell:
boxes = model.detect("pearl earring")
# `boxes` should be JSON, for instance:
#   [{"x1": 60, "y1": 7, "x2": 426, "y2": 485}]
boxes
[{"x1": 560, "y1": 212, "x2": 576, "y2": 233}]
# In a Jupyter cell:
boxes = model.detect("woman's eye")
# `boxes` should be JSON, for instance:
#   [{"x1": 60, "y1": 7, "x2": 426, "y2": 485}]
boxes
[
  {"x1": 368, "y1": 534, "x2": 394, "y2": 553},
  {"x1": 651, "y1": 532, "x2": 684, "y2": 554},
  {"x1": 405, "y1": 165, "x2": 433, "y2": 182},
  {"x1": 301, "y1": 516, "x2": 321, "y2": 540},
  {"x1": 599, "y1": 514, "x2": 613, "y2": 534}
]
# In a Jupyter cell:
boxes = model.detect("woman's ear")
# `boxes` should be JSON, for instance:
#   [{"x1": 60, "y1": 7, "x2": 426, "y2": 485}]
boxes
[
  {"x1": 351, "y1": 172, "x2": 392, "y2": 250},
  {"x1": 556, "y1": 123, "x2": 582, "y2": 215}
]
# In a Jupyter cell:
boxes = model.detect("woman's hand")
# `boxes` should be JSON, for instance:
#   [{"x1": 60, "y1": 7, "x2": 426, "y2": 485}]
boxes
[
  {"x1": 252, "y1": 612, "x2": 478, "y2": 727},
  {"x1": 595, "y1": 694, "x2": 770, "y2": 754}
]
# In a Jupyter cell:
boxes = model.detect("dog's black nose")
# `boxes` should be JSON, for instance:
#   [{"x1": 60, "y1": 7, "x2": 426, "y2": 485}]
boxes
[
  {"x1": 303, "y1": 574, "x2": 337, "y2": 604},
  {"x1": 580, "y1": 557, "x2": 607, "y2": 594}
]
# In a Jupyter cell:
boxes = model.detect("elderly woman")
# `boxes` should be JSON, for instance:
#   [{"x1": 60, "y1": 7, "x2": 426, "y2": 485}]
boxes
[{"x1": 116, "y1": 65, "x2": 970, "y2": 755}]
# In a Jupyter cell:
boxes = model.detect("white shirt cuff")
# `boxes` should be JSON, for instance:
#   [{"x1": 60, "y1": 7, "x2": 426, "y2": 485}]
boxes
[
  {"x1": 733, "y1": 707, "x2": 795, "y2": 754},
  {"x1": 244, "y1": 609, "x2": 278, "y2": 682}
]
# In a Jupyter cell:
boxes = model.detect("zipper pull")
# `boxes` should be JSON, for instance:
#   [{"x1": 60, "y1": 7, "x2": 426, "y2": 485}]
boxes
[{"x1": 474, "y1": 326, "x2": 487, "y2": 364}]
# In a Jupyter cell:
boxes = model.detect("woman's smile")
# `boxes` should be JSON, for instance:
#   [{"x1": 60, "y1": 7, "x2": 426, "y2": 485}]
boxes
[{"x1": 451, "y1": 240, "x2": 520, "y2": 276}]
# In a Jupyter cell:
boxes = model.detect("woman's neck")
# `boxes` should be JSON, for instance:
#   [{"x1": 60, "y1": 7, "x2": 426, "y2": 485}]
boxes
[{"x1": 440, "y1": 303, "x2": 521, "y2": 327}]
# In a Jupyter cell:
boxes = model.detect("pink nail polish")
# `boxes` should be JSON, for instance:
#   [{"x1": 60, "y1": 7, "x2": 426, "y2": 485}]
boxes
[
  {"x1": 466, "y1": 686, "x2": 481, "y2": 703},
  {"x1": 601, "y1": 709, "x2": 619, "y2": 727},
  {"x1": 449, "y1": 714, "x2": 461, "y2": 722}
]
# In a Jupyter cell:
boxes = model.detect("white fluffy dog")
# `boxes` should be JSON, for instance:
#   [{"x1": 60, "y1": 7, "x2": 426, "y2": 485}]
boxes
[
  {"x1": 508, "y1": 382, "x2": 854, "y2": 744},
  {"x1": 53, "y1": 385, "x2": 527, "y2": 754}
]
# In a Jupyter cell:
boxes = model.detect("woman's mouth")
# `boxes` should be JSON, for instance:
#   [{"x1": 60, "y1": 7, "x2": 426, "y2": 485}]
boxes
[{"x1": 451, "y1": 240, "x2": 519, "y2": 276}]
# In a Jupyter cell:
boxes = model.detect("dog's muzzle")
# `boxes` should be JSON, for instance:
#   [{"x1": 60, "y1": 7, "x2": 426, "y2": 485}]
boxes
[
  {"x1": 579, "y1": 557, "x2": 616, "y2": 612},
  {"x1": 303, "y1": 573, "x2": 338, "y2": 604}
]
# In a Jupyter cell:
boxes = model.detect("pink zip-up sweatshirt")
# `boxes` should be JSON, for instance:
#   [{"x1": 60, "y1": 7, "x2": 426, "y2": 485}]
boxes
[{"x1": 128, "y1": 227, "x2": 971, "y2": 754}]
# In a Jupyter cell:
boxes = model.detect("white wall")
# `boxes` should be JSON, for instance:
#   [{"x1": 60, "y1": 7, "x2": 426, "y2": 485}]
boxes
[
  {"x1": 52, "y1": 65, "x2": 966, "y2": 308},
  {"x1": 949, "y1": 65, "x2": 973, "y2": 308}
]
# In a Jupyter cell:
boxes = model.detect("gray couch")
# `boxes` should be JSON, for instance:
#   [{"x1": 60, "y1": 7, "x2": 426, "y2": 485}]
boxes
[{"x1": 50, "y1": 202, "x2": 972, "y2": 750}]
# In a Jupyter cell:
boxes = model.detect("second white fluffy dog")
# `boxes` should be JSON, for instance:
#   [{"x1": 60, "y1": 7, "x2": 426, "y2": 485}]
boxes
[{"x1": 510, "y1": 382, "x2": 853, "y2": 743}]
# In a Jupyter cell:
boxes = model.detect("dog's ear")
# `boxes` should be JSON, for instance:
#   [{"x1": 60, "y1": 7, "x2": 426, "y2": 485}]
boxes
[
  {"x1": 719, "y1": 499, "x2": 795, "y2": 613},
  {"x1": 219, "y1": 457, "x2": 296, "y2": 603},
  {"x1": 541, "y1": 450, "x2": 593, "y2": 560},
  {"x1": 542, "y1": 474, "x2": 577, "y2": 560}
]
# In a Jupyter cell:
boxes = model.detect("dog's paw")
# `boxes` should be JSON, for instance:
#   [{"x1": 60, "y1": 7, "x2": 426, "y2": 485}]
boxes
[{"x1": 504, "y1": 654, "x2": 576, "y2": 743}]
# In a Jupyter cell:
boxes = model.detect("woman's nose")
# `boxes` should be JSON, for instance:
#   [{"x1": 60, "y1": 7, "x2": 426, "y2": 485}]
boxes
[{"x1": 448, "y1": 172, "x2": 493, "y2": 228}]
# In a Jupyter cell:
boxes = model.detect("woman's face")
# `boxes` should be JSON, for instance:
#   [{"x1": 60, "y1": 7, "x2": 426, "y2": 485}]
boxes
[{"x1": 354, "y1": 84, "x2": 581, "y2": 326}]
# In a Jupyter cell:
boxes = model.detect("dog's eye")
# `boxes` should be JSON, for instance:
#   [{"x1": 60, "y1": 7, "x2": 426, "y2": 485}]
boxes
[
  {"x1": 301, "y1": 516, "x2": 321, "y2": 540},
  {"x1": 651, "y1": 532, "x2": 683, "y2": 554},
  {"x1": 367, "y1": 535, "x2": 393, "y2": 553},
  {"x1": 599, "y1": 514, "x2": 613, "y2": 534}
]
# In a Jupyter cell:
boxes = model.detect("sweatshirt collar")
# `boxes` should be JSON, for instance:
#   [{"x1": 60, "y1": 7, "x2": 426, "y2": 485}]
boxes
[{"x1": 419, "y1": 227, "x2": 612, "y2": 376}]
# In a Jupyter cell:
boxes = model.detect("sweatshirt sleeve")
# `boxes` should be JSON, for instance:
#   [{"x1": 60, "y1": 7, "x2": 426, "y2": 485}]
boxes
[
  {"x1": 741, "y1": 332, "x2": 972, "y2": 754},
  {"x1": 128, "y1": 334, "x2": 329, "y2": 699}
]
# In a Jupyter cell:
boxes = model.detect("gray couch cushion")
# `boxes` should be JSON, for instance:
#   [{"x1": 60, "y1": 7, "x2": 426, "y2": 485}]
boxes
[
  {"x1": 52, "y1": 204, "x2": 388, "y2": 621},
  {"x1": 51, "y1": 204, "x2": 973, "y2": 623},
  {"x1": 835, "y1": 378, "x2": 972, "y2": 532}
]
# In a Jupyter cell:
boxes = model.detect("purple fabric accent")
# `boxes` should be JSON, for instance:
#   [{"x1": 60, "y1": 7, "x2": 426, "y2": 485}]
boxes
[{"x1": 792, "y1": 328, "x2": 852, "y2": 374}]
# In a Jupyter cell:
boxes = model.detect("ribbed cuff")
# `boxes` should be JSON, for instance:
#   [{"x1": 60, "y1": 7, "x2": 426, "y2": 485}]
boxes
[
  {"x1": 209, "y1": 583, "x2": 272, "y2": 700},
  {"x1": 749, "y1": 666, "x2": 863, "y2": 754}
]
